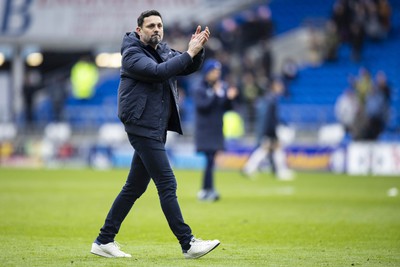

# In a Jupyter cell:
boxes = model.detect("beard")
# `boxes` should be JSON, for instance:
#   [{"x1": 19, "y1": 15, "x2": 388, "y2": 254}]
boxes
[{"x1": 148, "y1": 34, "x2": 162, "y2": 46}]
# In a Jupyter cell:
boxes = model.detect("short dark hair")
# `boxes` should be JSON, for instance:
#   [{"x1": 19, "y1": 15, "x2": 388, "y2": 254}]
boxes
[{"x1": 137, "y1": 10, "x2": 162, "y2": 27}]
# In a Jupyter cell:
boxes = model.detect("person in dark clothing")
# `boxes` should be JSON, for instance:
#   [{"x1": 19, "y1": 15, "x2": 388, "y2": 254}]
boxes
[
  {"x1": 256, "y1": 79, "x2": 281, "y2": 175},
  {"x1": 242, "y1": 78, "x2": 293, "y2": 180},
  {"x1": 363, "y1": 71, "x2": 391, "y2": 140},
  {"x1": 349, "y1": 21, "x2": 365, "y2": 62},
  {"x1": 194, "y1": 59, "x2": 238, "y2": 202},
  {"x1": 261, "y1": 40, "x2": 273, "y2": 81},
  {"x1": 91, "y1": 10, "x2": 220, "y2": 259},
  {"x1": 47, "y1": 72, "x2": 68, "y2": 122},
  {"x1": 375, "y1": 70, "x2": 391, "y2": 104},
  {"x1": 23, "y1": 70, "x2": 42, "y2": 128}
]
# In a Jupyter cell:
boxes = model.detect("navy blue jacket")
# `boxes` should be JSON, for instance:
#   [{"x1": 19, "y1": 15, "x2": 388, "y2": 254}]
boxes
[
  {"x1": 117, "y1": 32, "x2": 205, "y2": 141},
  {"x1": 194, "y1": 80, "x2": 234, "y2": 152}
]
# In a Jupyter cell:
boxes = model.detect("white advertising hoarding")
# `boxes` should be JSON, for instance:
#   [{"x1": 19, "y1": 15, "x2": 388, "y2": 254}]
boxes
[
  {"x1": 347, "y1": 142, "x2": 400, "y2": 176},
  {"x1": 347, "y1": 142, "x2": 372, "y2": 175},
  {"x1": 371, "y1": 143, "x2": 400, "y2": 175}
]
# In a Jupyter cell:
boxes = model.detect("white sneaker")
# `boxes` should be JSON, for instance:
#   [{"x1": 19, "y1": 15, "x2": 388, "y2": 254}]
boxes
[
  {"x1": 197, "y1": 189, "x2": 220, "y2": 202},
  {"x1": 91, "y1": 241, "x2": 132, "y2": 258},
  {"x1": 197, "y1": 189, "x2": 208, "y2": 200},
  {"x1": 183, "y1": 237, "x2": 220, "y2": 259},
  {"x1": 276, "y1": 169, "x2": 295, "y2": 181}
]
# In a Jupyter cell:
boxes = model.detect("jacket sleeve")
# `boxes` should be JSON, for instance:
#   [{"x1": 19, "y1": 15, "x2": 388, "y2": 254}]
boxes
[
  {"x1": 179, "y1": 48, "x2": 205, "y2": 76},
  {"x1": 121, "y1": 47, "x2": 193, "y2": 83}
]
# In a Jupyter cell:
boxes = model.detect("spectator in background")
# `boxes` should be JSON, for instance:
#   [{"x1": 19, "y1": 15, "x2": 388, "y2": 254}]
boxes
[
  {"x1": 46, "y1": 71, "x2": 68, "y2": 122},
  {"x1": 261, "y1": 40, "x2": 273, "y2": 81},
  {"x1": 363, "y1": 70, "x2": 391, "y2": 140},
  {"x1": 350, "y1": 67, "x2": 373, "y2": 139},
  {"x1": 368, "y1": 0, "x2": 393, "y2": 40},
  {"x1": 194, "y1": 59, "x2": 239, "y2": 202},
  {"x1": 364, "y1": 0, "x2": 386, "y2": 40},
  {"x1": 350, "y1": 22, "x2": 364, "y2": 62},
  {"x1": 324, "y1": 20, "x2": 340, "y2": 61},
  {"x1": 355, "y1": 67, "x2": 373, "y2": 105},
  {"x1": 70, "y1": 56, "x2": 99, "y2": 100},
  {"x1": 329, "y1": 0, "x2": 392, "y2": 62},
  {"x1": 331, "y1": 0, "x2": 352, "y2": 43},
  {"x1": 334, "y1": 76, "x2": 360, "y2": 136},
  {"x1": 242, "y1": 78, "x2": 293, "y2": 180},
  {"x1": 377, "y1": 0, "x2": 392, "y2": 34},
  {"x1": 375, "y1": 70, "x2": 391, "y2": 103},
  {"x1": 23, "y1": 70, "x2": 42, "y2": 128},
  {"x1": 240, "y1": 71, "x2": 263, "y2": 132},
  {"x1": 237, "y1": 5, "x2": 273, "y2": 52},
  {"x1": 281, "y1": 58, "x2": 298, "y2": 97},
  {"x1": 349, "y1": 5, "x2": 365, "y2": 63}
]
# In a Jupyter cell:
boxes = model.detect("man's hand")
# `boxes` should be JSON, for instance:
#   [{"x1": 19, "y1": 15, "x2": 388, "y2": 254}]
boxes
[
  {"x1": 227, "y1": 86, "x2": 239, "y2": 100},
  {"x1": 187, "y1": 26, "x2": 210, "y2": 58},
  {"x1": 190, "y1": 25, "x2": 202, "y2": 40}
]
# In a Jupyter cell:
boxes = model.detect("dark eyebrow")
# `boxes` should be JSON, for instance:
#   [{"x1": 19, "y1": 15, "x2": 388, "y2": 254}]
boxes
[{"x1": 146, "y1": 22, "x2": 163, "y2": 27}]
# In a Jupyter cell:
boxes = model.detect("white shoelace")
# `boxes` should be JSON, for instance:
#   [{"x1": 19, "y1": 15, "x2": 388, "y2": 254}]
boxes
[{"x1": 112, "y1": 241, "x2": 122, "y2": 249}]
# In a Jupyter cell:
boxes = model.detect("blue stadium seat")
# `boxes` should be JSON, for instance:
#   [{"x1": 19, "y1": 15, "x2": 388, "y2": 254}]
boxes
[{"x1": 271, "y1": 0, "x2": 400, "y2": 132}]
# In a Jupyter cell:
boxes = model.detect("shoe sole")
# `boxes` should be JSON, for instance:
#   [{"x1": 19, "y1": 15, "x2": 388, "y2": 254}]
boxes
[
  {"x1": 90, "y1": 243, "x2": 132, "y2": 258},
  {"x1": 184, "y1": 241, "x2": 220, "y2": 259}
]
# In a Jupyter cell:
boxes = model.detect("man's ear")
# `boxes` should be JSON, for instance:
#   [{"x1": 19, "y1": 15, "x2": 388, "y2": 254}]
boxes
[{"x1": 135, "y1": 26, "x2": 141, "y2": 35}]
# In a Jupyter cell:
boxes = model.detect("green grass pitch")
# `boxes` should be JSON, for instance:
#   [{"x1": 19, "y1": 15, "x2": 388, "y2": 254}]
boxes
[{"x1": 0, "y1": 167, "x2": 399, "y2": 266}]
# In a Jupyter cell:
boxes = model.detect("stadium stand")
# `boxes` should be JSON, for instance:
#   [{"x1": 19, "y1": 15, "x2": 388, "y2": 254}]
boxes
[
  {"x1": 45, "y1": 0, "x2": 398, "y2": 142},
  {"x1": 270, "y1": 0, "x2": 400, "y2": 140}
]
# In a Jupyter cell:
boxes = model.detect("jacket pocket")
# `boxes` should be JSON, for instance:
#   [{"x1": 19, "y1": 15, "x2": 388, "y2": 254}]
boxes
[{"x1": 127, "y1": 95, "x2": 147, "y2": 122}]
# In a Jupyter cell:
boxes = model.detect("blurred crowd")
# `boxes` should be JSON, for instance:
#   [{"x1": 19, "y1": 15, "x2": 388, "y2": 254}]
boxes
[
  {"x1": 324, "y1": 0, "x2": 392, "y2": 62},
  {"x1": 335, "y1": 67, "x2": 391, "y2": 141},
  {"x1": 164, "y1": 4, "x2": 276, "y2": 133},
  {"x1": 20, "y1": 4, "x2": 279, "y2": 135},
  {"x1": 18, "y1": 0, "x2": 395, "y2": 142}
]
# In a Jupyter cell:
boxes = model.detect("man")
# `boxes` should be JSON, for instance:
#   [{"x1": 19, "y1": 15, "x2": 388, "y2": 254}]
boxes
[
  {"x1": 241, "y1": 78, "x2": 293, "y2": 180},
  {"x1": 91, "y1": 10, "x2": 220, "y2": 259},
  {"x1": 194, "y1": 59, "x2": 238, "y2": 201}
]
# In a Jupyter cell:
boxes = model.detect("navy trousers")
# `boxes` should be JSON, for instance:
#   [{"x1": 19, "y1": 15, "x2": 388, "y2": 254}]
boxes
[
  {"x1": 202, "y1": 151, "x2": 216, "y2": 190},
  {"x1": 96, "y1": 133, "x2": 193, "y2": 248}
]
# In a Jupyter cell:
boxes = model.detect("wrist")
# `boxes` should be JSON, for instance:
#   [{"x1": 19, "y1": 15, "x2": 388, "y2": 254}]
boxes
[{"x1": 187, "y1": 51, "x2": 195, "y2": 58}]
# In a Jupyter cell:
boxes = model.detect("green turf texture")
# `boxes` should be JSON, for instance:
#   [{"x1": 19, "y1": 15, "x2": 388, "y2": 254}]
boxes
[{"x1": 0, "y1": 168, "x2": 399, "y2": 267}]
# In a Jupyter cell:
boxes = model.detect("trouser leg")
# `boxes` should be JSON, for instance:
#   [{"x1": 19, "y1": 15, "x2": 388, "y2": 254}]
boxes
[
  {"x1": 242, "y1": 146, "x2": 267, "y2": 175},
  {"x1": 268, "y1": 147, "x2": 276, "y2": 175},
  {"x1": 128, "y1": 134, "x2": 192, "y2": 247},
  {"x1": 97, "y1": 150, "x2": 151, "y2": 244},
  {"x1": 202, "y1": 151, "x2": 215, "y2": 190}
]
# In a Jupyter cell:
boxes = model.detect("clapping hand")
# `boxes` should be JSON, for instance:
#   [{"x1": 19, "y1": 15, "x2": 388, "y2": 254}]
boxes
[
  {"x1": 227, "y1": 86, "x2": 239, "y2": 100},
  {"x1": 187, "y1": 26, "x2": 210, "y2": 58}
]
